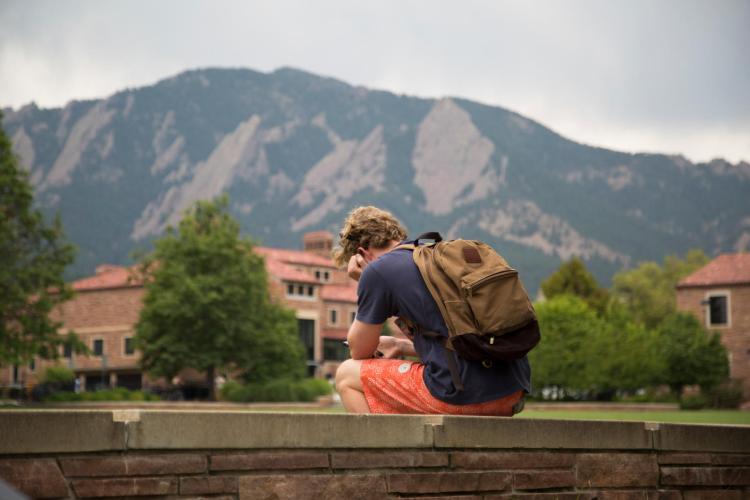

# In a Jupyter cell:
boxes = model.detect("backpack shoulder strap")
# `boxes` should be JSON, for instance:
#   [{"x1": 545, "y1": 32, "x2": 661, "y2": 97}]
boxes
[
  {"x1": 395, "y1": 231, "x2": 443, "y2": 252},
  {"x1": 415, "y1": 232, "x2": 443, "y2": 244}
]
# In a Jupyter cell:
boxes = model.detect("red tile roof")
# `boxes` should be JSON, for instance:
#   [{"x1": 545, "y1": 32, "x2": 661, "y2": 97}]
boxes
[
  {"x1": 678, "y1": 253, "x2": 750, "y2": 287},
  {"x1": 263, "y1": 256, "x2": 319, "y2": 285},
  {"x1": 72, "y1": 265, "x2": 142, "y2": 291},
  {"x1": 255, "y1": 246, "x2": 336, "y2": 268},
  {"x1": 70, "y1": 245, "x2": 338, "y2": 291},
  {"x1": 303, "y1": 230, "x2": 334, "y2": 240},
  {"x1": 321, "y1": 328, "x2": 349, "y2": 340},
  {"x1": 320, "y1": 284, "x2": 358, "y2": 303}
]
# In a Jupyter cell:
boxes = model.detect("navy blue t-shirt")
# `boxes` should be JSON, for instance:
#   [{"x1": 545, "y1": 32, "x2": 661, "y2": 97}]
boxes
[{"x1": 356, "y1": 247, "x2": 532, "y2": 405}]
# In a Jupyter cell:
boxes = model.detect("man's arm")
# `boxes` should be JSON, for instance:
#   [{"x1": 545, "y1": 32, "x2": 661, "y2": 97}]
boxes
[
  {"x1": 377, "y1": 335, "x2": 417, "y2": 358},
  {"x1": 347, "y1": 320, "x2": 383, "y2": 360},
  {"x1": 348, "y1": 320, "x2": 419, "y2": 360}
]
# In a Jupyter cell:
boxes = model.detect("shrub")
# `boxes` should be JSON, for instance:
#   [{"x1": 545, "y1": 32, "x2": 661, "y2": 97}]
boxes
[
  {"x1": 41, "y1": 366, "x2": 76, "y2": 384},
  {"x1": 706, "y1": 380, "x2": 743, "y2": 409},
  {"x1": 302, "y1": 378, "x2": 333, "y2": 398},
  {"x1": 679, "y1": 394, "x2": 707, "y2": 410},
  {"x1": 220, "y1": 378, "x2": 332, "y2": 403},
  {"x1": 41, "y1": 388, "x2": 159, "y2": 402}
]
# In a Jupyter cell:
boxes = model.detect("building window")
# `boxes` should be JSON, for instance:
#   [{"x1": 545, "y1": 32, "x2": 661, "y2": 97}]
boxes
[
  {"x1": 124, "y1": 337, "x2": 135, "y2": 355},
  {"x1": 297, "y1": 319, "x2": 315, "y2": 361},
  {"x1": 93, "y1": 339, "x2": 104, "y2": 357},
  {"x1": 29, "y1": 359, "x2": 36, "y2": 372},
  {"x1": 707, "y1": 294, "x2": 729, "y2": 326},
  {"x1": 63, "y1": 343, "x2": 72, "y2": 358},
  {"x1": 330, "y1": 309, "x2": 338, "y2": 325},
  {"x1": 315, "y1": 269, "x2": 331, "y2": 283},
  {"x1": 323, "y1": 339, "x2": 349, "y2": 361},
  {"x1": 286, "y1": 282, "x2": 315, "y2": 299}
]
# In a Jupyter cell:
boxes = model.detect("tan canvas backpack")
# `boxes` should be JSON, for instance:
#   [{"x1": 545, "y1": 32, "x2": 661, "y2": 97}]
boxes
[{"x1": 397, "y1": 232, "x2": 540, "y2": 390}]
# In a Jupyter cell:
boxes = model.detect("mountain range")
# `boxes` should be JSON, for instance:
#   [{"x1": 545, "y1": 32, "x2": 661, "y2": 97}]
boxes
[{"x1": 3, "y1": 67, "x2": 749, "y2": 294}]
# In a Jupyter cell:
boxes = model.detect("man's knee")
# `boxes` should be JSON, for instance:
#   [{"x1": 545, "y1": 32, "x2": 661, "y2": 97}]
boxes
[{"x1": 335, "y1": 358, "x2": 360, "y2": 391}]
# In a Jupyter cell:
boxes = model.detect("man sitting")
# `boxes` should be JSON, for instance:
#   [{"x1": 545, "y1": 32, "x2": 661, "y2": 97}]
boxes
[{"x1": 333, "y1": 206, "x2": 530, "y2": 415}]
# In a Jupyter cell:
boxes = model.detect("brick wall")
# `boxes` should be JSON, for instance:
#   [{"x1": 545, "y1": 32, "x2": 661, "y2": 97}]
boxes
[
  {"x1": 0, "y1": 287, "x2": 146, "y2": 387},
  {"x1": 677, "y1": 284, "x2": 750, "y2": 399},
  {"x1": 1, "y1": 411, "x2": 748, "y2": 500},
  {"x1": 2, "y1": 447, "x2": 749, "y2": 499},
  {"x1": 1, "y1": 252, "x2": 354, "y2": 387}
]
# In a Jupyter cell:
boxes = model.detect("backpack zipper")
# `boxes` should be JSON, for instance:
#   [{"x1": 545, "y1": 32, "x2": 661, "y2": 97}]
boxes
[{"x1": 464, "y1": 268, "x2": 517, "y2": 297}]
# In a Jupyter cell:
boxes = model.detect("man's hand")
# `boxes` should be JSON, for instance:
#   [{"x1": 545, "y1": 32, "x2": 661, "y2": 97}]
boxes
[
  {"x1": 376, "y1": 336, "x2": 402, "y2": 358},
  {"x1": 347, "y1": 252, "x2": 367, "y2": 281},
  {"x1": 377, "y1": 336, "x2": 417, "y2": 359}
]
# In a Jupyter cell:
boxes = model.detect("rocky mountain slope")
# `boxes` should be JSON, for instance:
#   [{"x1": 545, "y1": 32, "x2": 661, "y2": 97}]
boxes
[{"x1": 4, "y1": 67, "x2": 749, "y2": 293}]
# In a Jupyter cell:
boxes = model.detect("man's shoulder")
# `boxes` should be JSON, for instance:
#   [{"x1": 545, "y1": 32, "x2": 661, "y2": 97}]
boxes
[
  {"x1": 364, "y1": 249, "x2": 417, "y2": 283},
  {"x1": 374, "y1": 248, "x2": 413, "y2": 269}
]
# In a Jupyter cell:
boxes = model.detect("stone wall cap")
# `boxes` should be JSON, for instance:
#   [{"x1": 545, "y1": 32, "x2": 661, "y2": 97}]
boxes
[{"x1": 1, "y1": 410, "x2": 748, "y2": 454}]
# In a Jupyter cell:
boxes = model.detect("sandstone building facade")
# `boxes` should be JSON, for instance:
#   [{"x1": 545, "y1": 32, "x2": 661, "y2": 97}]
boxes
[
  {"x1": 1, "y1": 232, "x2": 357, "y2": 391},
  {"x1": 676, "y1": 253, "x2": 750, "y2": 400}
]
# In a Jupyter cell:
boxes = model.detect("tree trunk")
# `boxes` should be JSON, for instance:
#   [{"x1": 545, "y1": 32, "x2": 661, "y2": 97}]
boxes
[{"x1": 207, "y1": 365, "x2": 216, "y2": 401}]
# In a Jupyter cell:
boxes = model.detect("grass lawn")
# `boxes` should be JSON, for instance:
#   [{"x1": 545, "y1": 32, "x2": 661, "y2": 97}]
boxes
[
  {"x1": 238, "y1": 406, "x2": 750, "y2": 425},
  {"x1": 516, "y1": 409, "x2": 750, "y2": 425},
  {"x1": 4, "y1": 401, "x2": 748, "y2": 425},
  {"x1": 218, "y1": 406, "x2": 750, "y2": 425}
]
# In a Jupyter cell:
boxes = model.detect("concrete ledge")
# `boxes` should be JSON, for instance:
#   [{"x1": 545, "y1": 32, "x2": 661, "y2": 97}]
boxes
[
  {"x1": 130, "y1": 412, "x2": 438, "y2": 450},
  {"x1": 434, "y1": 416, "x2": 654, "y2": 450},
  {"x1": 0, "y1": 411, "x2": 125, "y2": 454},
  {"x1": 655, "y1": 423, "x2": 750, "y2": 453},
  {"x1": 0, "y1": 411, "x2": 748, "y2": 455}
]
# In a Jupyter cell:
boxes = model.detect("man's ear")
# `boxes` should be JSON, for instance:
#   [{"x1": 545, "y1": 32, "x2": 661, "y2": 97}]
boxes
[{"x1": 358, "y1": 247, "x2": 373, "y2": 263}]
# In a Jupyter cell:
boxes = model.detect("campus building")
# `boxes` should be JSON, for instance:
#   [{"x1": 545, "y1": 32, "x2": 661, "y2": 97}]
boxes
[
  {"x1": 676, "y1": 253, "x2": 750, "y2": 401},
  {"x1": 1, "y1": 232, "x2": 357, "y2": 392}
]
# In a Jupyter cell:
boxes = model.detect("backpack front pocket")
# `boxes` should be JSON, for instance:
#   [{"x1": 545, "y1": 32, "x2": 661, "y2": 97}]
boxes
[
  {"x1": 444, "y1": 300, "x2": 477, "y2": 335},
  {"x1": 461, "y1": 267, "x2": 534, "y2": 334}
]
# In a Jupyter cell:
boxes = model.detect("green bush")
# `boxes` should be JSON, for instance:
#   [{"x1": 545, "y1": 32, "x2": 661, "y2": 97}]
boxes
[
  {"x1": 706, "y1": 380, "x2": 743, "y2": 409},
  {"x1": 42, "y1": 388, "x2": 159, "y2": 402},
  {"x1": 220, "y1": 378, "x2": 332, "y2": 403},
  {"x1": 679, "y1": 394, "x2": 707, "y2": 410},
  {"x1": 41, "y1": 366, "x2": 76, "y2": 384},
  {"x1": 617, "y1": 388, "x2": 679, "y2": 404}
]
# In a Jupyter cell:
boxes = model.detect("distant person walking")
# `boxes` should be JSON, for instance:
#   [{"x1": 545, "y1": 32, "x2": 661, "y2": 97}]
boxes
[{"x1": 333, "y1": 206, "x2": 531, "y2": 415}]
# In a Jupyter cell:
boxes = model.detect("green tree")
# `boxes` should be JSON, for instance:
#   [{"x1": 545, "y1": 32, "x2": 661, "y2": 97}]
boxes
[
  {"x1": 584, "y1": 304, "x2": 664, "y2": 396},
  {"x1": 532, "y1": 295, "x2": 665, "y2": 400},
  {"x1": 530, "y1": 295, "x2": 605, "y2": 397},
  {"x1": 135, "y1": 196, "x2": 305, "y2": 400},
  {"x1": 0, "y1": 112, "x2": 83, "y2": 368},
  {"x1": 540, "y1": 257, "x2": 609, "y2": 314},
  {"x1": 610, "y1": 250, "x2": 709, "y2": 328},
  {"x1": 655, "y1": 312, "x2": 729, "y2": 396}
]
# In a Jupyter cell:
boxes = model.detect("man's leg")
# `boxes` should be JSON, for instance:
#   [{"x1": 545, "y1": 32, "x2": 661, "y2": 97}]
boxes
[{"x1": 335, "y1": 359, "x2": 370, "y2": 413}]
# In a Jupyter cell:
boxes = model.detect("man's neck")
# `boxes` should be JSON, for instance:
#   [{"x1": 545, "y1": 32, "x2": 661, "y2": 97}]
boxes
[{"x1": 369, "y1": 240, "x2": 401, "y2": 260}]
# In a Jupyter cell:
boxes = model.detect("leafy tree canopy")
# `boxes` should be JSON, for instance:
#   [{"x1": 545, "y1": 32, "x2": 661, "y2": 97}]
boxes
[
  {"x1": 530, "y1": 294, "x2": 605, "y2": 394},
  {"x1": 655, "y1": 312, "x2": 729, "y2": 395},
  {"x1": 135, "y1": 196, "x2": 305, "y2": 400},
  {"x1": 610, "y1": 250, "x2": 709, "y2": 328},
  {"x1": 0, "y1": 112, "x2": 82, "y2": 367},
  {"x1": 540, "y1": 257, "x2": 609, "y2": 314}
]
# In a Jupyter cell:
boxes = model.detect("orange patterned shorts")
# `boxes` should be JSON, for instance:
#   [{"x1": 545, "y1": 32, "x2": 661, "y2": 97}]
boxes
[{"x1": 360, "y1": 359, "x2": 524, "y2": 415}]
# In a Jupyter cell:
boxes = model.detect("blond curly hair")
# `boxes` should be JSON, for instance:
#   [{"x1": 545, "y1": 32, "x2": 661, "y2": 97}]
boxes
[{"x1": 332, "y1": 206, "x2": 408, "y2": 267}]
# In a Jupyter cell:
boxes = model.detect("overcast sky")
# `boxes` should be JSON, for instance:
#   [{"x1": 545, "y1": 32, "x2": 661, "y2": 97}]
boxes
[{"x1": 1, "y1": 0, "x2": 749, "y2": 163}]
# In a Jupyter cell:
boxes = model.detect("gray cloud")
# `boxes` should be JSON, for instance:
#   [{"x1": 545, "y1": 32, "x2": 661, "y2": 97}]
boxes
[{"x1": 1, "y1": 0, "x2": 748, "y2": 162}]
